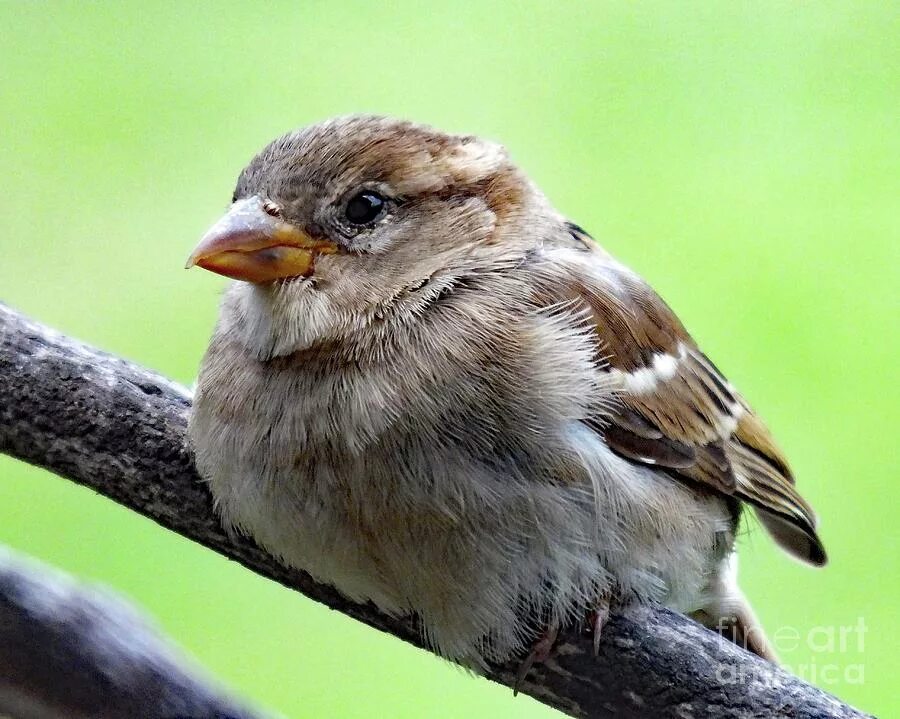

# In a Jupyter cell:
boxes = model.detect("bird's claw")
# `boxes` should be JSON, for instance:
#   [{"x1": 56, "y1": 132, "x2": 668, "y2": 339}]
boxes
[
  {"x1": 514, "y1": 623, "x2": 559, "y2": 695},
  {"x1": 588, "y1": 597, "x2": 611, "y2": 656}
]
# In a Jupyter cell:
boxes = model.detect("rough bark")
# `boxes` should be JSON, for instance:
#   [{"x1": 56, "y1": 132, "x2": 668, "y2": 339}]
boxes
[{"x1": 0, "y1": 303, "x2": 873, "y2": 719}]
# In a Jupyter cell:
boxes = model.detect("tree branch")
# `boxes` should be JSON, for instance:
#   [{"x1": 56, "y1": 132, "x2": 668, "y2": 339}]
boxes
[
  {"x1": 0, "y1": 547, "x2": 271, "y2": 719},
  {"x1": 0, "y1": 303, "x2": 871, "y2": 719}
]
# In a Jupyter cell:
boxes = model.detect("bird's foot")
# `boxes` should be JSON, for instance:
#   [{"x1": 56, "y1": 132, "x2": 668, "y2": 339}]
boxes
[
  {"x1": 514, "y1": 622, "x2": 559, "y2": 695},
  {"x1": 586, "y1": 596, "x2": 611, "y2": 656}
]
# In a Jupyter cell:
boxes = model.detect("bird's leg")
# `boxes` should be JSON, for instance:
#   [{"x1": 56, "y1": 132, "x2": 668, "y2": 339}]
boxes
[
  {"x1": 586, "y1": 595, "x2": 611, "y2": 656},
  {"x1": 514, "y1": 621, "x2": 560, "y2": 694}
]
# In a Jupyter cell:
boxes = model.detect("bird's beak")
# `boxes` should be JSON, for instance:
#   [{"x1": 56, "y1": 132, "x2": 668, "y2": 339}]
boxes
[{"x1": 185, "y1": 196, "x2": 338, "y2": 283}]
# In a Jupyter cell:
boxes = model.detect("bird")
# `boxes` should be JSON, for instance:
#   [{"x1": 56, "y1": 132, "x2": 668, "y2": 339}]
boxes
[{"x1": 185, "y1": 115, "x2": 826, "y2": 675}]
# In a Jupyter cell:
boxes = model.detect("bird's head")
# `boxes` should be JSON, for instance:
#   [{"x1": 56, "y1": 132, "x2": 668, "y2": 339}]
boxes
[{"x1": 187, "y1": 116, "x2": 551, "y2": 357}]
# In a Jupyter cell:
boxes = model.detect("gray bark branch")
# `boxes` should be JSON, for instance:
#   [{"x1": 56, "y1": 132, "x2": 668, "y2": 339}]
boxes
[
  {"x1": 0, "y1": 547, "x2": 270, "y2": 719},
  {"x1": 0, "y1": 303, "x2": 872, "y2": 719}
]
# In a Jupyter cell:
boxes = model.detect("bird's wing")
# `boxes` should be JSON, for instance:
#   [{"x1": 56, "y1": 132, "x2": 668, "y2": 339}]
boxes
[{"x1": 541, "y1": 224, "x2": 826, "y2": 566}]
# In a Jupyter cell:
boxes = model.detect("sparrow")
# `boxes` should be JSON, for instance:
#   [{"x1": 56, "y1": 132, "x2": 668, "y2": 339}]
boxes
[{"x1": 186, "y1": 116, "x2": 826, "y2": 674}]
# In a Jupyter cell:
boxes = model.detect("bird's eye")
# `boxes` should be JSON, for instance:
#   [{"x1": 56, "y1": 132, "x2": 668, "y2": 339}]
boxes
[{"x1": 344, "y1": 191, "x2": 386, "y2": 225}]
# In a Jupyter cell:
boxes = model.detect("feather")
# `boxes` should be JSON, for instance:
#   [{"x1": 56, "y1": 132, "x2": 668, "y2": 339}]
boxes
[{"x1": 542, "y1": 227, "x2": 827, "y2": 566}]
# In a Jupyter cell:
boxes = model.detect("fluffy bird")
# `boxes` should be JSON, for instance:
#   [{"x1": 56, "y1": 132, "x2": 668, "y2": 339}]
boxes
[{"x1": 186, "y1": 116, "x2": 825, "y2": 672}]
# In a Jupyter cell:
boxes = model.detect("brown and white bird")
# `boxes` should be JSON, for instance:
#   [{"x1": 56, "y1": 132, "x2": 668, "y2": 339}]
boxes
[{"x1": 186, "y1": 116, "x2": 825, "y2": 672}]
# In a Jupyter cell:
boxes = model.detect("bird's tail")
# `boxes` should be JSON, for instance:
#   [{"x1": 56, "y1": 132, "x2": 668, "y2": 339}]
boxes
[{"x1": 690, "y1": 555, "x2": 778, "y2": 662}]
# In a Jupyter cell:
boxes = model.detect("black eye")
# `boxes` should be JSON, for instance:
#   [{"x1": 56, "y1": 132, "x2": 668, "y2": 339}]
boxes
[{"x1": 344, "y1": 191, "x2": 386, "y2": 225}]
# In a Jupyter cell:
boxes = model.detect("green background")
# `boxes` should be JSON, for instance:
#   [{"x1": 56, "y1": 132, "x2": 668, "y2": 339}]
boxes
[{"x1": 0, "y1": 2, "x2": 896, "y2": 717}]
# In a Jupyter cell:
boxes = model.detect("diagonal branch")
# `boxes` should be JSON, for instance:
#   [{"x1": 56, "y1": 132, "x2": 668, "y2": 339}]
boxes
[
  {"x1": 0, "y1": 546, "x2": 272, "y2": 719},
  {"x1": 0, "y1": 302, "x2": 870, "y2": 719}
]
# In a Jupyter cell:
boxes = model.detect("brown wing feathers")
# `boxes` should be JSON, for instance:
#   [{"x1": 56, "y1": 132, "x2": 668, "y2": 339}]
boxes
[{"x1": 549, "y1": 239, "x2": 827, "y2": 566}]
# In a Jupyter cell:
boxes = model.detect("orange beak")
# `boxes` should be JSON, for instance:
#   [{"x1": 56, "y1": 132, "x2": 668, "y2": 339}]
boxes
[{"x1": 185, "y1": 196, "x2": 338, "y2": 283}]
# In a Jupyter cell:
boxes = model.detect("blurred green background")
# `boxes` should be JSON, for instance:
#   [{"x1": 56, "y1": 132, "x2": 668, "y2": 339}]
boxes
[{"x1": 0, "y1": 2, "x2": 896, "y2": 717}]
